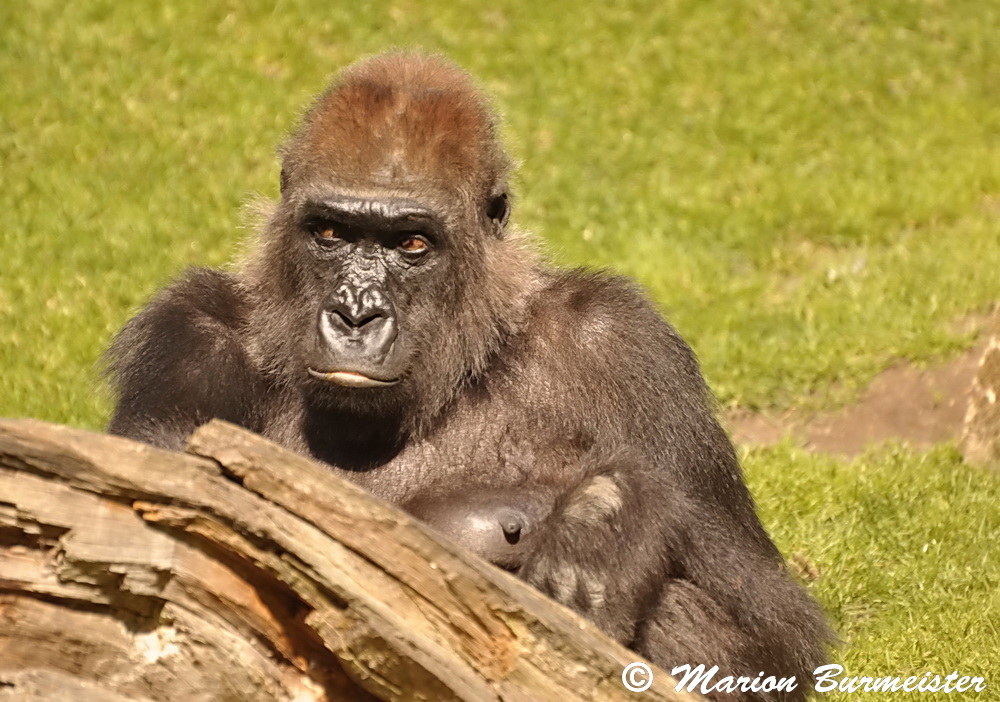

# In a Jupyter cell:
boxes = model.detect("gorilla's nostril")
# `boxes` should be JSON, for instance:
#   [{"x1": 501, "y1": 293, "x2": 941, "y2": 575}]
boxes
[
  {"x1": 332, "y1": 310, "x2": 353, "y2": 328},
  {"x1": 332, "y1": 309, "x2": 382, "y2": 329}
]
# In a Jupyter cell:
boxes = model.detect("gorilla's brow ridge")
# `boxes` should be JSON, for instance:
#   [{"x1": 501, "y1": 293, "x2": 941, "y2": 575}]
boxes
[{"x1": 301, "y1": 195, "x2": 441, "y2": 229}]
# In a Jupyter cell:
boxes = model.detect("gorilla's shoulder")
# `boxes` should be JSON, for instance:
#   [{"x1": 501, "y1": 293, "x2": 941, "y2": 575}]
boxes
[
  {"x1": 547, "y1": 268, "x2": 651, "y2": 309},
  {"x1": 541, "y1": 269, "x2": 684, "y2": 340},
  {"x1": 106, "y1": 267, "x2": 250, "y2": 374},
  {"x1": 530, "y1": 268, "x2": 702, "y2": 378},
  {"x1": 145, "y1": 266, "x2": 249, "y2": 327},
  {"x1": 104, "y1": 266, "x2": 263, "y2": 447}
]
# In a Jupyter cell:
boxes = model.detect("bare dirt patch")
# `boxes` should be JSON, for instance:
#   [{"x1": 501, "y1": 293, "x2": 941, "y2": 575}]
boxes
[{"x1": 723, "y1": 336, "x2": 989, "y2": 457}]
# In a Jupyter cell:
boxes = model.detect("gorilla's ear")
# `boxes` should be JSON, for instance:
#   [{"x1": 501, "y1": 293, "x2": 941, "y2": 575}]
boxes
[
  {"x1": 487, "y1": 192, "x2": 510, "y2": 238},
  {"x1": 279, "y1": 168, "x2": 290, "y2": 196}
]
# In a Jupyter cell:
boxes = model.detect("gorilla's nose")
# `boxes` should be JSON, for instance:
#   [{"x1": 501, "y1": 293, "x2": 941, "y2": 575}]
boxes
[
  {"x1": 327, "y1": 285, "x2": 391, "y2": 331},
  {"x1": 318, "y1": 284, "x2": 398, "y2": 364}
]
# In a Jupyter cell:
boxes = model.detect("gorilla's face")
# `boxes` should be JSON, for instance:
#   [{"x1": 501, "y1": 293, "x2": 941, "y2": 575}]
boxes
[
  {"x1": 247, "y1": 51, "x2": 519, "y2": 425},
  {"x1": 246, "y1": 176, "x2": 517, "y2": 426},
  {"x1": 290, "y1": 191, "x2": 455, "y2": 400}
]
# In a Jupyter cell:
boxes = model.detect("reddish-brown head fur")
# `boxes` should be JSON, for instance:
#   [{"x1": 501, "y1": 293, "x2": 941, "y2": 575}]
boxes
[{"x1": 281, "y1": 52, "x2": 511, "y2": 199}]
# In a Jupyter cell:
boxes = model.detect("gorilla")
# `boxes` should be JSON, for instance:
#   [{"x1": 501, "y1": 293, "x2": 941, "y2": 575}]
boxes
[{"x1": 106, "y1": 51, "x2": 832, "y2": 699}]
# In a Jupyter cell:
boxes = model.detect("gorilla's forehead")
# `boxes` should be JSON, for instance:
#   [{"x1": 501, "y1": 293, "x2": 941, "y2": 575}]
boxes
[
  {"x1": 286, "y1": 55, "x2": 507, "y2": 194},
  {"x1": 302, "y1": 99, "x2": 492, "y2": 186}
]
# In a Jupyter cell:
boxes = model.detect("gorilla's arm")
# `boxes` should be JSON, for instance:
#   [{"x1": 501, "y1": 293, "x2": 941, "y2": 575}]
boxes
[
  {"x1": 518, "y1": 448, "x2": 673, "y2": 643},
  {"x1": 104, "y1": 268, "x2": 265, "y2": 450},
  {"x1": 520, "y1": 273, "x2": 831, "y2": 683}
]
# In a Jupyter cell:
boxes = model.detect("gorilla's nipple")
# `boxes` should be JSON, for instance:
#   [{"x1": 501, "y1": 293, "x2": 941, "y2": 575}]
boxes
[{"x1": 498, "y1": 511, "x2": 524, "y2": 543}]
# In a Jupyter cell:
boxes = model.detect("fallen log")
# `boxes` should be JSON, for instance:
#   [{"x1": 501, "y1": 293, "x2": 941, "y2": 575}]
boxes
[{"x1": 0, "y1": 418, "x2": 700, "y2": 701}]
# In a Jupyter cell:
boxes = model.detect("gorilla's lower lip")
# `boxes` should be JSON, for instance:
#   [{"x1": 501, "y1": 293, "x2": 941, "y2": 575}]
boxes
[{"x1": 307, "y1": 368, "x2": 399, "y2": 387}]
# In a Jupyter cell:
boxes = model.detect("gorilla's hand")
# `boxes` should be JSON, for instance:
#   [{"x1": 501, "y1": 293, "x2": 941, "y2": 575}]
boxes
[{"x1": 518, "y1": 450, "x2": 672, "y2": 643}]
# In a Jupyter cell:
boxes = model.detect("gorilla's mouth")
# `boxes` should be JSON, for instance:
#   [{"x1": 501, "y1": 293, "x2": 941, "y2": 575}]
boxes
[{"x1": 307, "y1": 368, "x2": 400, "y2": 388}]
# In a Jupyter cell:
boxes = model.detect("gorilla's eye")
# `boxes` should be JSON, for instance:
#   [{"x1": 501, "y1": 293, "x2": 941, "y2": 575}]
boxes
[
  {"x1": 308, "y1": 221, "x2": 342, "y2": 246},
  {"x1": 397, "y1": 234, "x2": 429, "y2": 255}
]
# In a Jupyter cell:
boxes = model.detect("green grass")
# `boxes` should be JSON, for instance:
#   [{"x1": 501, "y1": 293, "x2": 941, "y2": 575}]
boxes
[
  {"x1": 747, "y1": 443, "x2": 999, "y2": 698},
  {"x1": 2, "y1": 0, "x2": 998, "y2": 696}
]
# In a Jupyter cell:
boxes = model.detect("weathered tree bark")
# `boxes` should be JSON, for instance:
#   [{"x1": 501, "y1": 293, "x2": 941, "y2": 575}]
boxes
[
  {"x1": 963, "y1": 306, "x2": 1000, "y2": 470},
  {"x1": 0, "y1": 419, "x2": 701, "y2": 702}
]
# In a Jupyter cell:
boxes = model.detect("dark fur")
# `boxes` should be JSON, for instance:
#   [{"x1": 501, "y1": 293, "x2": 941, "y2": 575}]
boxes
[{"x1": 106, "y1": 52, "x2": 832, "y2": 700}]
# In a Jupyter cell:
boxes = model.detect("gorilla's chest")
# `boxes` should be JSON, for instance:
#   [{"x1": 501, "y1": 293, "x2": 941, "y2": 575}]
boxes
[{"x1": 343, "y1": 403, "x2": 589, "y2": 506}]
